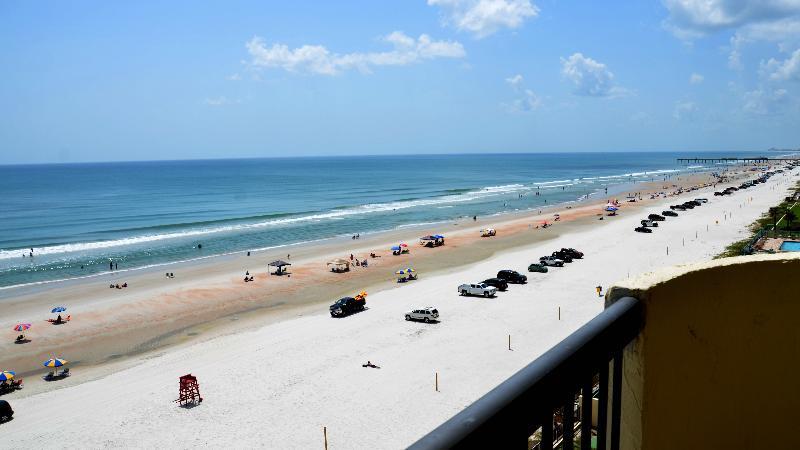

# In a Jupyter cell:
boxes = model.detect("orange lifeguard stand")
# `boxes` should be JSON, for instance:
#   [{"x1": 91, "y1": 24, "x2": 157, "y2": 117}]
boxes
[{"x1": 175, "y1": 373, "x2": 203, "y2": 406}]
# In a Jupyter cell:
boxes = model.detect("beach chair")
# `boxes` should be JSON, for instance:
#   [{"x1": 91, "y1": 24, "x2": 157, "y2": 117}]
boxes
[
  {"x1": 59, "y1": 368, "x2": 70, "y2": 377},
  {"x1": 43, "y1": 371, "x2": 54, "y2": 380}
]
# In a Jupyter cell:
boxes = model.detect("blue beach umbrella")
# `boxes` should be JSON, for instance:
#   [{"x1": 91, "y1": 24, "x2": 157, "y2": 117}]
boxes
[
  {"x1": 43, "y1": 358, "x2": 68, "y2": 368},
  {"x1": 605, "y1": 206, "x2": 618, "y2": 212},
  {"x1": 51, "y1": 306, "x2": 67, "y2": 313},
  {"x1": 0, "y1": 370, "x2": 15, "y2": 381},
  {"x1": 390, "y1": 246, "x2": 401, "y2": 251}
]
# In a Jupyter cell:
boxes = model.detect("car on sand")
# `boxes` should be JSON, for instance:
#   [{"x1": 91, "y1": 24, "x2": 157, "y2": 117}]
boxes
[
  {"x1": 405, "y1": 307, "x2": 439, "y2": 323},
  {"x1": 528, "y1": 263, "x2": 549, "y2": 273},
  {"x1": 560, "y1": 248, "x2": 584, "y2": 259},
  {"x1": 458, "y1": 283, "x2": 497, "y2": 297},
  {"x1": 648, "y1": 213, "x2": 666, "y2": 221},
  {"x1": 539, "y1": 256, "x2": 564, "y2": 267},
  {"x1": 497, "y1": 270, "x2": 528, "y2": 284},
  {"x1": 0, "y1": 400, "x2": 12, "y2": 423},
  {"x1": 329, "y1": 296, "x2": 366, "y2": 317},
  {"x1": 635, "y1": 226, "x2": 653, "y2": 233},
  {"x1": 662, "y1": 210, "x2": 678, "y2": 217},
  {"x1": 482, "y1": 278, "x2": 509, "y2": 291}
]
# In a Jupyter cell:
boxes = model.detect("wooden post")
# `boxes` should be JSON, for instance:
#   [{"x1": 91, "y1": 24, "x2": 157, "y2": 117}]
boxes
[
  {"x1": 508, "y1": 334, "x2": 511, "y2": 351},
  {"x1": 435, "y1": 372, "x2": 439, "y2": 392},
  {"x1": 558, "y1": 306, "x2": 561, "y2": 320},
  {"x1": 324, "y1": 426, "x2": 328, "y2": 450},
  {"x1": 682, "y1": 237, "x2": 685, "y2": 246},
  {"x1": 666, "y1": 246, "x2": 669, "y2": 255}
]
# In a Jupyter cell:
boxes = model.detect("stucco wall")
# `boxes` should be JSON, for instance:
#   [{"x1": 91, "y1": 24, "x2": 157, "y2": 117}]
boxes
[{"x1": 606, "y1": 253, "x2": 800, "y2": 450}]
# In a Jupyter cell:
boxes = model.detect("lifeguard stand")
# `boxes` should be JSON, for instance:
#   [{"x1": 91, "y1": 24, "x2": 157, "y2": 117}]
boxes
[{"x1": 175, "y1": 373, "x2": 203, "y2": 406}]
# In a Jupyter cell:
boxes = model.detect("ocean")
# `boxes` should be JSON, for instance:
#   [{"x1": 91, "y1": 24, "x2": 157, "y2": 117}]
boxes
[{"x1": 0, "y1": 151, "x2": 765, "y2": 288}]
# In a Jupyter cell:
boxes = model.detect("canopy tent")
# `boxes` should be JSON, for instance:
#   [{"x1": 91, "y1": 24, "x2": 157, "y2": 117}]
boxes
[
  {"x1": 268, "y1": 260, "x2": 291, "y2": 275},
  {"x1": 327, "y1": 259, "x2": 350, "y2": 273}
]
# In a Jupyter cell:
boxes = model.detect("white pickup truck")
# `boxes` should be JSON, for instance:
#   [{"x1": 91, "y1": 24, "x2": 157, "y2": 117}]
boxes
[{"x1": 458, "y1": 283, "x2": 497, "y2": 297}]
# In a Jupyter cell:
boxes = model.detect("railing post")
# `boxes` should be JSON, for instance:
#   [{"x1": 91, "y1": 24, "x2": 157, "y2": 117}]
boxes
[
  {"x1": 598, "y1": 360, "x2": 609, "y2": 450},
  {"x1": 563, "y1": 391, "x2": 575, "y2": 450},
  {"x1": 610, "y1": 350, "x2": 623, "y2": 450},
  {"x1": 581, "y1": 377, "x2": 592, "y2": 450},
  {"x1": 541, "y1": 409, "x2": 553, "y2": 449}
]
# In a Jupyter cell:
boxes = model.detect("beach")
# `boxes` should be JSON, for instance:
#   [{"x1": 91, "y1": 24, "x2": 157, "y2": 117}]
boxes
[{"x1": 1, "y1": 166, "x2": 796, "y2": 448}]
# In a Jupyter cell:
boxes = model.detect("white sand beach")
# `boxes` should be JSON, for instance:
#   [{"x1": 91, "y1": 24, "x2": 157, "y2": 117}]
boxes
[{"x1": 2, "y1": 169, "x2": 797, "y2": 448}]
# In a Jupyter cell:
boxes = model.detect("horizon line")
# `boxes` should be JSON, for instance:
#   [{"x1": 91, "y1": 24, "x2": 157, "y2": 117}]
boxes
[{"x1": 0, "y1": 148, "x2": 786, "y2": 168}]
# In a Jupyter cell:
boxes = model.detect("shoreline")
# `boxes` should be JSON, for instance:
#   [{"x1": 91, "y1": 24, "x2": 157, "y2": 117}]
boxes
[
  {"x1": 2, "y1": 166, "x2": 796, "y2": 447},
  {"x1": 0, "y1": 171, "x2": 703, "y2": 297},
  {"x1": 1, "y1": 171, "x2": 728, "y2": 383}
]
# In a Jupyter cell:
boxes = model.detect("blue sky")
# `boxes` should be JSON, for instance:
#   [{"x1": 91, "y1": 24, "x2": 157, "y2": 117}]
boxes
[{"x1": 1, "y1": 0, "x2": 799, "y2": 164}]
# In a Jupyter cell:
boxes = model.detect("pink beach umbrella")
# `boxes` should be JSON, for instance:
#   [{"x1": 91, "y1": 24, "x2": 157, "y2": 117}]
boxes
[{"x1": 13, "y1": 323, "x2": 31, "y2": 332}]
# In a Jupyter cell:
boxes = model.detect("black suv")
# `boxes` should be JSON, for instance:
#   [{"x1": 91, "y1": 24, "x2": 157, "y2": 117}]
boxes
[
  {"x1": 497, "y1": 270, "x2": 527, "y2": 284},
  {"x1": 551, "y1": 250, "x2": 573, "y2": 263},
  {"x1": 560, "y1": 248, "x2": 584, "y2": 259},
  {"x1": 0, "y1": 400, "x2": 12, "y2": 423},
  {"x1": 648, "y1": 214, "x2": 666, "y2": 221},
  {"x1": 329, "y1": 297, "x2": 365, "y2": 317},
  {"x1": 482, "y1": 278, "x2": 509, "y2": 291},
  {"x1": 662, "y1": 210, "x2": 678, "y2": 217}
]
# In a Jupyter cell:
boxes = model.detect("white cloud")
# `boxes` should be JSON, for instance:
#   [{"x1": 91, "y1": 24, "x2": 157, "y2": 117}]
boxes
[
  {"x1": 761, "y1": 48, "x2": 800, "y2": 80},
  {"x1": 246, "y1": 32, "x2": 465, "y2": 75},
  {"x1": 428, "y1": 0, "x2": 539, "y2": 38},
  {"x1": 227, "y1": 73, "x2": 242, "y2": 81},
  {"x1": 505, "y1": 73, "x2": 524, "y2": 87},
  {"x1": 662, "y1": 0, "x2": 800, "y2": 37},
  {"x1": 560, "y1": 53, "x2": 628, "y2": 97},
  {"x1": 689, "y1": 72, "x2": 705, "y2": 84},
  {"x1": 204, "y1": 96, "x2": 240, "y2": 106},
  {"x1": 673, "y1": 101, "x2": 698, "y2": 120},
  {"x1": 504, "y1": 74, "x2": 541, "y2": 111},
  {"x1": 743, "y1": 87, "x2": 789, "y2": 114}
]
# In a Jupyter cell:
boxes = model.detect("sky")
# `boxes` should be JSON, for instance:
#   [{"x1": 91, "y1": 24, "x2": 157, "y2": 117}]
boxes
[{"x1": 1, "y1": 0, "x2": 800, "y2": 164}]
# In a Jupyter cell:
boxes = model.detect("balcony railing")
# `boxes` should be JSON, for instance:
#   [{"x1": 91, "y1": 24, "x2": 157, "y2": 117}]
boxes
[{"x1": 409, "y1": 296, "x2": 642, "y2": 450}]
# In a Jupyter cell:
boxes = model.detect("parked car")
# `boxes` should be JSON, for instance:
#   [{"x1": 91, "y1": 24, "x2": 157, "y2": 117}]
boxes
[
  {"x1": 0, "y1": 400, "x2": 12, "y2": 423},
  {"x1": 497, "y1": 270, "x2": 528, "y2": 284},
  {"x1": 482, "y1": 277, "x2": 509, "y2": 291},
  {"x1": 635, "y1": 226, "x2": 653, "y2": 233},
  {"x1": 458, "y1": 283, "x2": 497, "y2": 297},
  {"x1": 648, "y1": 214, "x2": 666, "y2": 221},
  {"x1": 560, "y1": 248, "x2": 584, "y2": 259},
  {"x1": 695, "y1": 198, "x2": 708, "y2": 203},
  {"x1": 551, "y1": 250, "x2": 573, "y2": 263},
  {"x1": 640, "y1": 219, "x2": 659, "y2": 227},
  {"x1": 405, "y1": 307, "x2": 439, "y2": 323},
  {"x1": 539, "y1": 256, "x2": 564, "y2": 267},
  {"x1": 686, "y1": 200, "x2": 702, "y2": 207},
  {"x1": 662, "y1": 210, "x2": 678, "y2": 217},
  {"x1": 528, "y1": 263, "x2": 549, "y2": 273},
  {"x1": 329, "y1": 296, "x2": 366, "y2": 317},
  {"x1": 714, "y1": 191, "x2": 725, "y2": 196},
  {"x1": 671, "y1": 205, "x2": 687, "y2": 211}
]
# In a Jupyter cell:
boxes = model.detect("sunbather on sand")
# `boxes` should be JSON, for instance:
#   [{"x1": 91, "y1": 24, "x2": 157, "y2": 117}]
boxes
[{"x1": 362, "y1": 361, "x2": 380, "y2": 369}]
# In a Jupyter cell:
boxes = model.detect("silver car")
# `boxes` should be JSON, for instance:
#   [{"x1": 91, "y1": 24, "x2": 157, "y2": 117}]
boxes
[{"x1": 405, "y1": 307, "x2": 439, "y2": 322}]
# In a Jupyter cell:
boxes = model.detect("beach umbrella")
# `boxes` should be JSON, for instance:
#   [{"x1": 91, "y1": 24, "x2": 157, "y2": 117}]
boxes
[
  {"x1": 51, "y1": 306, "x2": 67, "y2": 313},
  {"x1": 390, "y1": 246, "x2": 401, "y2": 251},
  {"x1": 0, "y1": 370, "x2": 14, "y2": 381},
  {"x1": 399, "y1": 243, "x2": 408, "y2": 247},
  {"x1": 405, "y1": 267, "x2": 415, "y2": 273},
  {"x1": 43, "y1": 358, "x2": 68, "y2": 368},
  {"x1": 395, "y1": 269, "x2": 407, "y2": 275},
  {"x1": 13, "y1": 323, "x2": 31, "y2": 332}
]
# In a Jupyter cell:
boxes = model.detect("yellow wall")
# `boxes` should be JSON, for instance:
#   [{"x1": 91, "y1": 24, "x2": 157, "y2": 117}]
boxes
[{"x1": 606, "y1": 253, "x2": 800, "y2": 450}]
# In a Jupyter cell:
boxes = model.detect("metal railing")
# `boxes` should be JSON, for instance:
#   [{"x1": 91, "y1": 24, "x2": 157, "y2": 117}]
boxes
[{"x1": 409, "y1": 297, "x2": 643, "y2": 450}]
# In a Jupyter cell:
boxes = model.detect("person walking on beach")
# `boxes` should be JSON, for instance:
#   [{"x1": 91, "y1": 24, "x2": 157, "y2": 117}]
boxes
[
  {"x1": 596, "y1": 285, "x2": 602, "y2": 297},
  {"x1": 110, "y1": 261, "x2": 113, "y2": 271},
  {"x1": 115, "y1": 262, "x2": 118, "y2": 270}
]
